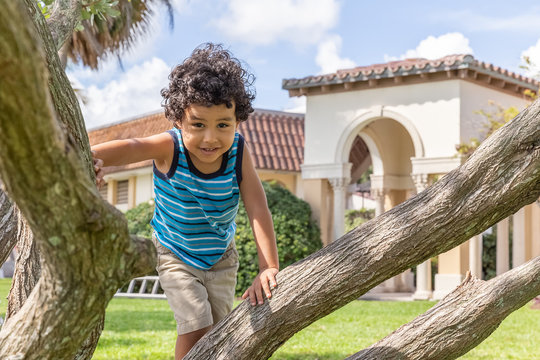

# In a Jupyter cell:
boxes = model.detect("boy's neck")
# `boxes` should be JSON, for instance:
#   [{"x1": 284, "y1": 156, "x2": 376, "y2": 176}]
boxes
[{"x1": 188, "y1": 151, "x2": 224, "y2": 174}]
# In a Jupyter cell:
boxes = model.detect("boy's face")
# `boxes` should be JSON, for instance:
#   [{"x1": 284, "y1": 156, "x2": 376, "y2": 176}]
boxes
[{"x1": 179, "y1": 102, "x2": 239, "y2": 173}]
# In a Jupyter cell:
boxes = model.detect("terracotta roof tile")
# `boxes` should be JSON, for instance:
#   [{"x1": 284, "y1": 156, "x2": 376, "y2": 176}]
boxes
[
  {"x1": 283, "y1": 54, "x2": 539, "y2": 96},
  {"x1": 87, "y1": 109, "x2": 305, "y2": 174}
]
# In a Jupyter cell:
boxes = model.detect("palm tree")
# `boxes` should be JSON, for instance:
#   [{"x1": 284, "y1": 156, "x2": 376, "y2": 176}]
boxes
[{"x1": 60, "y1": 0, "x2": 174, "y2": 69}]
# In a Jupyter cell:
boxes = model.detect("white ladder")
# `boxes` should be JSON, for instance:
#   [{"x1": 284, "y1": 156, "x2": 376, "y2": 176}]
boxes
[{"x1": 115, "y1": 276, "x2": 166, "y2": 299}]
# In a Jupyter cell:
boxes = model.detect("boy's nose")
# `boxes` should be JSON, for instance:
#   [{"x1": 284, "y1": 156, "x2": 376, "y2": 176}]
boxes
[{"x1": 203, "y1": 129, "x2": 217, "y2": 143}]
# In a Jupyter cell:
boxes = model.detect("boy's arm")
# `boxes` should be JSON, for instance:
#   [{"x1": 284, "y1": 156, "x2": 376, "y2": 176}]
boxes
[
  {"x1": 91, "y1": 132, "x2": 174, "y2": 186},
  {"x1": 239, "y1": 144, "x2": 279, "y2": 306}
]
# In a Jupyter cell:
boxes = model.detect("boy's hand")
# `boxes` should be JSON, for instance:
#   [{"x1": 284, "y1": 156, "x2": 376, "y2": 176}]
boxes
[
  {"x1": 242, "y1": 267, "x2": 278, "y2": 306},
  {"x1": 91, "y1": 150, "x2": 105, "y2": 188}
]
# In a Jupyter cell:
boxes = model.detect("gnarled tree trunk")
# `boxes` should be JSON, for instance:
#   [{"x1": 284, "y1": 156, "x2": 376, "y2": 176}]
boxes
[
  {"x1": 0, "y1": 2, "x2": 155, "y2": 359},
  {"x1": 0, "y1": 190, "x2": 19, "y2": 267},
  {"x1": 0, "y1": 1, "x2": 106, "y2": 358}
]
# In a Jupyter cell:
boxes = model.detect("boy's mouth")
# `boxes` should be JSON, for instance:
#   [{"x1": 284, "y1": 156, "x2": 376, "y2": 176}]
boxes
[{"x1": 201, "y1": 147, "x2": 219, "y2": 155}]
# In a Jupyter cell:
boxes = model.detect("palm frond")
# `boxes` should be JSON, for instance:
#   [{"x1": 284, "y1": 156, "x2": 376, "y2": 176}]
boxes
[{"x1": 66, "y1": 0, "x2": 174, "y2": 69}]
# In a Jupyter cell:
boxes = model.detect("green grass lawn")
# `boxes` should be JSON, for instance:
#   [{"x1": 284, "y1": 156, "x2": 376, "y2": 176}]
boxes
[{"x1": 1, "y1": 278, "x2": 538, "y2": 359}]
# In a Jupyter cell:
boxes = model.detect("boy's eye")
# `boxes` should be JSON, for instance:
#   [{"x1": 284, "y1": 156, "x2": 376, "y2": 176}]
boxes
[
  {"x1": 217, "y1": 123, "x2": 229, "y2": 128},
  {"x1": 192, "y1": 123, "x2": 204, "y2": 128}
]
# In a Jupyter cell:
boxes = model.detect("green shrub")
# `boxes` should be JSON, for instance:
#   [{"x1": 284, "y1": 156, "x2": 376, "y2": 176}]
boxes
[
  {"x1": 125, "y1": 200, "x2": 154, "y2": 238},
  {"x1": 124, "y1": 182, "x2": 322, "y2": 296},
  {"x1": 345, "y1": 208, "x2": 375, "y2": 232},
  {"x1": 482, "y1": 230, "x2": 496, "y2": 280},
  {"x1": 235, "y1": 181, "x2": 321, "y2": 295}
]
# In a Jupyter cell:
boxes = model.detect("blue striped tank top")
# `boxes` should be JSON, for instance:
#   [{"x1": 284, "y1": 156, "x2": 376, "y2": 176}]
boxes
[{"x1": 151, "y1": 128, "x2": 244, "y2": 270}]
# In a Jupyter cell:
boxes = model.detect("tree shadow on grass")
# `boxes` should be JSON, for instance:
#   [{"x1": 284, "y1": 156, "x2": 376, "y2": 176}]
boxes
[
  {"x1": 271, "y1": 352, "x2": 354, "y2": 360},
  {"x1": 273, "y1": 346, "x2": 407, "y2": 360},
  {"x1": 96, "y1": 336, "x2": 149, "y2": 349}
]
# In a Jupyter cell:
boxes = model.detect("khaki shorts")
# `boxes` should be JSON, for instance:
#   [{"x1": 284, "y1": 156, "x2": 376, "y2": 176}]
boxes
[{"x1": 153, "y1": 237, "x2": 239, "y2": 335}]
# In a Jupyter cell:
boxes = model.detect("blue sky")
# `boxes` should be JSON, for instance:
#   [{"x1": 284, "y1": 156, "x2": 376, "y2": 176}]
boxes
[{"x1": 68, "y1": 0, "x2": 540, "y2": 129}]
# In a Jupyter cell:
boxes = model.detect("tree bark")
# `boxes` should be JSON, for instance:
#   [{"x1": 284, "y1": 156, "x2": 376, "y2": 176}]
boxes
[
  {"x1": 0, "y1": 2, "x2": 156, "y2": 359},
  {"x1": 6, "y1": 214, "x2": 38, "y2": 319},
  {"x1": 348, "y1": 256, "x2": 540, "y2": 359},
  {"x1": 186, "y1": 99, "x2": 540, "y2": 359},
  {"x1": 0, "y1": 190, "x2": 18, "y2": 267},
  {"x1": 47, "y1": 0, "x2": 82, "y2": 51},
  {"x1": 1, "y1": 1, "x2": 105, "y2": 358}
]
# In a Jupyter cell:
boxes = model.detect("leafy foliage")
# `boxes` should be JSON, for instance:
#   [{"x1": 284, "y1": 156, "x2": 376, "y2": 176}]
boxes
[
  {"x1": 456, "y1": 101, "x2": 521, "y2": 156},
  {"x1": 482, "y1": 224, "x2": 513, "y2": 281},
  {"x1": 344, "y1": 208, "x2": 375, "y2": 233},
  {"x1": 37, "y1": 0, "x2": 120, "y2": 25},
  {"x1": 124, "y1": 182, "x2": 322, "y2": 296},
  {"x1": 125, "y1": 200, "x2": 154, "y2": 239},
  {"x1": 235, "y1": 181, "x2": 321, "y2": 295},
  {"x1": 79, "y1": 0, "x2": 121, "y2": 29}
]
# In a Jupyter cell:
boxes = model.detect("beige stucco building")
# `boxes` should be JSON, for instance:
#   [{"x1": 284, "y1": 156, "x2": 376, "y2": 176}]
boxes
[{"x1": 283, "y1": 54, "x2": 540, "y2": 299}]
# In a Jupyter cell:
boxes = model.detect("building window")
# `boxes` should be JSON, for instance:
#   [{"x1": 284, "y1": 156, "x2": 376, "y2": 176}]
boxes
[
  {"x1": 98, "y1": 183, "x2": 108, "y2": 201},
  {"x1": 116, "y1": 180, "x2": 129, "y2": 205}
]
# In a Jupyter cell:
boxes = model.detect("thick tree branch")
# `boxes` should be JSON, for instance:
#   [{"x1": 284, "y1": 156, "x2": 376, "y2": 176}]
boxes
[
  {"x1": 25, "y1": 0, "x2": 93, "y2": 176},
  {"x1": 187, "y1": 100, "x2": 540, "y2": 359},
  {"x1": 0, "y1": 190, "x2": 18, "y2": 266},
  {"x1": 349, "y1": 256, "x2": 540, "y2": 359},
  {"x1": 6, "y1": 215, "x2": 38, "y2": 320},
  {"x1": 47, "y1": 0, "x2": 82, "y2": 51},
  {"x1": 0, "y1": 2, "x2": 155, "y2": 358}
]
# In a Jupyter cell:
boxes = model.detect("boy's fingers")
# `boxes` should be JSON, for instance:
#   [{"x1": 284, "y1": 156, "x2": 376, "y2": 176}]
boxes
[
  {"x1": 254, "y1": 283, "x2": 264, "y2": 305},
  {"x1": 249, "y1": 287, "x2": 257, "y2": 306},
  {"x1": 241, "y1": 289, "x2": 248, "y2": 300},
  {"x1": 269, "y1": 273, "x2": 278, "y2": 289},
  {"x1": 261, "y1": 276, "x2": 272, "y2": 299}
]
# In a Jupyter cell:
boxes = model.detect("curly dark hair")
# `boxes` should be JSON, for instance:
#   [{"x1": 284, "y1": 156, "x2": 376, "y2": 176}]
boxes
[{"x1": 161, "y1": 43, "x2": 256, "y2": 124}]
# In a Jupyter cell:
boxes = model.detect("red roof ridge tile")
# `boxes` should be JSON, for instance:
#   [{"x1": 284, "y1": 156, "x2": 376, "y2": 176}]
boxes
[{"x1": 283, "y1": 54, "x2": 539, "y2": 94}]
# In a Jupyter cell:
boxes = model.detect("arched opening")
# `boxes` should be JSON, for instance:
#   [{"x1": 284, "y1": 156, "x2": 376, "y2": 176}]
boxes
[{"x1": 343, "y1": 116, "x2": 418, "y2": 294}]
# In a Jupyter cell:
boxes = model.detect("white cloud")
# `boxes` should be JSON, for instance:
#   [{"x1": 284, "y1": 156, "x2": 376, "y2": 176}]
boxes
[
  {"x1": 73, "y1": 57, "x2": 172, "y2": 129},
  {"x1": 384, "y1": 32, "x2": 474, "y2": 62},
  {"x1": 283, "y1": 96, "x2": 306, "y2": 113},
  {"x1": 215, "y1": 0, "x2": 340, "y2": 46},
  {"x1": 170, "y1": 0, "x2": 191, "y2": 13},
  {"x1": 521, "y1": 39, "x2": 540, "y2": 78},
  {"x1": 315, "y1": 35, "x2": 355, "y2": 74}
]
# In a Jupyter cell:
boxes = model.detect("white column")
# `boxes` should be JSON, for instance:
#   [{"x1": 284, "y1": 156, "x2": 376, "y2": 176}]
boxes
[
  {"x1": 512, "y1": 208, "x2": 526, "y2": 267},
  {"x1": 370, "y1": 188, "x2": 386, "y2": 217},
  {"x1": 412, "y1": 173, "x2": 432, "y2": 300},
  {"x1": 329, "y1": 177, "x2": 349, "y2": 242},
  {"x1": 367, "y1": 187, "x2": 392, "y2": 292},
  {"x1": 496, "y1": 218, "x2": 510, "y2": 275},
  {"x1": 413, "y1": 262, "x2": 432, "y2": 299},
  {"x1": 469, "y1": 234, "x2": 483, "y2": 279}
]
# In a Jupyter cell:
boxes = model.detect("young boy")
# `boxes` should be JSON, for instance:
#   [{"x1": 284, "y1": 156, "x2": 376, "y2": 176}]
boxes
[{"x1": 91, "y1": 43, "x2": 279, "y2": 359}]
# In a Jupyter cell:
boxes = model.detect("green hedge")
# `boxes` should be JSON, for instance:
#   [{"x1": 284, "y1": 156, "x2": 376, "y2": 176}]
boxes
[
  {"x1": 125, "y1": 201, "x2": 154, "y2": 239},
  {"x1": 344, "y1": 208, "x2": 375, "y2": 233},
  {"x1": 125, "y1": 181, "x2": 322, "y2": 296},
  {"x1": 234, "y1": 181, "x2": 321, "y2": 295}
]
